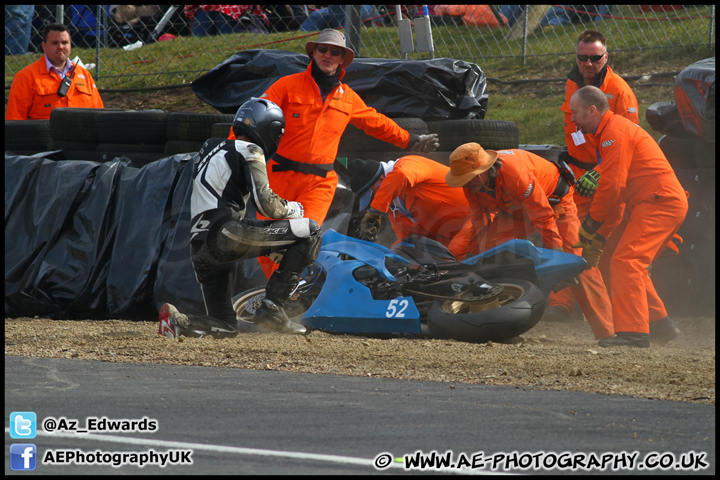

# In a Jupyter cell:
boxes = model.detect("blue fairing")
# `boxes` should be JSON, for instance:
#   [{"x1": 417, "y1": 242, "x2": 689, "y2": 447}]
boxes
[
  {"x1": 320, "y1": 229, "x2": 410, "y2": 282},
  {"x1": 300, "y1": 231, "x2": 585, "y2": 333},
  {"x1": 462, "y1": 239, "x2": 587, "y2": 296},
  {"x1": 302, "y1": 247, "x2": 422, "y2": 334}
]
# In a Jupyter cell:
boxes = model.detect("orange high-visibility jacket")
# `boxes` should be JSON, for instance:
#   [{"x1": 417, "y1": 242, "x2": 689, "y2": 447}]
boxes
[
  {"x1": 464, "y1": 149, "x2": 565, "y2": 250},
  {"x1": 560, "y1": 65, "x2": 639, "y2": 168},
  {"x1": 588, "y1": 111, "x2": 682, "y2": 237},
  {"x1": 229, "y1": 62, "x2": 411, "y2": 165},
  {"x1": 369, "y1": 155, "x2": 475, "y2": 258},
  {"x1": 6, "y1": 56, "x2": 104, "y2": 120}
]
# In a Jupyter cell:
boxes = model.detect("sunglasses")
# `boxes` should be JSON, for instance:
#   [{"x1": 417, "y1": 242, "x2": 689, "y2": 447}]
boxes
[
  {"x1": 576, "y1": 53, "x2": 606, "y2": 63},
  {"x1": 317, "y1": 45, "x2": 343, "y2": 57}
]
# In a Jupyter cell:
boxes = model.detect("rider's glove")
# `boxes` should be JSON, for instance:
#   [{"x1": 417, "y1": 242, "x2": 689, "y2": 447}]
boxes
[
  {"x1": 285, "y1": 201, "x2": 304, "y2": 219},
  {"x1": 575, "y1": 169, "x2": 601, "y2": 198},
  {"x1": 358, "y1": 211, "x2": 382, "y2": 242},
  {"x1": 408, "y1": 133, "x2": 440, "y2": 153},
  {"x1": 572, "y1": 217, "x2": 605, "y2": 269}
]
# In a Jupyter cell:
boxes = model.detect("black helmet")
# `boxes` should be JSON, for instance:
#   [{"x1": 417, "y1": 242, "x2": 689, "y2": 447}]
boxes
[{"x1": 232, "y1": 98, "x2": 285, "y2": 157}]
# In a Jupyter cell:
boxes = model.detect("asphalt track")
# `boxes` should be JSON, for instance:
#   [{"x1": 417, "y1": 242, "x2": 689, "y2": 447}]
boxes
[{"x1": 5, "y1": 355, "x2": 715, "y2": 475}]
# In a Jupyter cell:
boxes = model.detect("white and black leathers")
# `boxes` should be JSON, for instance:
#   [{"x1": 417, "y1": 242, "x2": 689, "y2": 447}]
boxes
[{"x1": 186, "y1": 138, "x2": 321, "y2": 335}]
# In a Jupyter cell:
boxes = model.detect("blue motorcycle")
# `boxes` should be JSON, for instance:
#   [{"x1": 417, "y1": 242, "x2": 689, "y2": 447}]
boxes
[{"x1": 232, "y1": 229, "x2": 586, "y2": 343}]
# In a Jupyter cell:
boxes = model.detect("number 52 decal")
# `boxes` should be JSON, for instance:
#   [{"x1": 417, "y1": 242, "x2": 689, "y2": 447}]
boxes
[{"x1": 385, "y1": 299, "x2": 409, "y2": 318}]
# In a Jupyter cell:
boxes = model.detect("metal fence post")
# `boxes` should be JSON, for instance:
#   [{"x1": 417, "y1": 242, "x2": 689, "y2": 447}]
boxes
[
  {"x1": 95, "y1": 5, "x2": 102, "y2": 79},
  {"x1": 710, "y1": 6, "x2": 716, "y2": 50},
  {"x1": 345, "y1": 5, "x2": 362, "y2": 57},
  {"x1": 522, "y1": 5, "x2": 529, "y2": 66}
]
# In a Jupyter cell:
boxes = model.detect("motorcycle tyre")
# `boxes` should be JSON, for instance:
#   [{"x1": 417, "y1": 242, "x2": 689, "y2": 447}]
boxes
[{"x1": 426, "y1": 278, "x2": 545, "y2": 343}]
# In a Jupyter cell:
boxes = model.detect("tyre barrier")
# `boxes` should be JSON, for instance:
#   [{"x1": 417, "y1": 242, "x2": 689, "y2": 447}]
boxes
[
  {"x1": 8, "y1": 111, "x2": 521, "y2": 162},
  {"x1": 425, "y1": 119, "x2": 520, "y2": 151},
  {"x1": 4, "y1": 120, "x2": 51, "y2": 152},
  {"x1": 166, "y1": 112, "x2": 234, "y2": 142}
]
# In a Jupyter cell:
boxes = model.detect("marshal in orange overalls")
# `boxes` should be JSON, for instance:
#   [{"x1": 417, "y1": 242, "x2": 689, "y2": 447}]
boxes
[
  {"x1": 368, "y1": 155, "x2": 478, "y2": 259},
  {"x1": 229, "y1": 61, "x2": 412, "y2": 277},
  {"x1": 6, "y1": 56, "x2": 104, "y2": 120},
  {"x1": 585, "y1": 111, "x2": 688, "y2": 334},
  {"x1": 461, "y1": 149, "x2": 613, "y2": 339},
  {"x1": 551, "y1": 65, "x2": 640, "y2": 314}
]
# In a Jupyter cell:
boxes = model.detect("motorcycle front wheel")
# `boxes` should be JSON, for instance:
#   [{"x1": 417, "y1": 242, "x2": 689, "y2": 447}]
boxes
[{"x1": 426, "y1": 278, "x2": 546, "y2": 343}]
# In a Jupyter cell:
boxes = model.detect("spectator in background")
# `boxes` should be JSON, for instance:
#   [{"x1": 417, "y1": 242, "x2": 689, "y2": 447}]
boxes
[
  {"x1": 183, "y1": 5, "x2": 269, "y2": 36},
  {"x1": 6, "y1": 23, "x2": 104, "y2": 120},
  {"x1": 5, "y1": 5, "x2": 35, "y2": 55},
  {"x1": 266, "y1": 5, "x2": 308, "y2": 32},
  {"x1": 299, "y1": 5, "x2": 377, "y2": 31},
  {"x1": 434, "y1": 5, "x2": 507, "y2": 28},
  {"x1": 498, "y1": 5, "x2": 611, "y2": 28}
]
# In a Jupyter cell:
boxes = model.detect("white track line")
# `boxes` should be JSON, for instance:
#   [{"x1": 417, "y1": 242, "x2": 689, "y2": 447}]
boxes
[{"x1": 6, "y1": 427, "x2": 504, "y2": 474}]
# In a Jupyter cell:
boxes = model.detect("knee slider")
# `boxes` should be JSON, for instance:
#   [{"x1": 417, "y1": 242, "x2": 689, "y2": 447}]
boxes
[
  {"x1": 288, "y1": 218, "x2": 320, "y2": 238},
  {"x1": 279, "y1": 222, "x2": 323, "y2": 273}
]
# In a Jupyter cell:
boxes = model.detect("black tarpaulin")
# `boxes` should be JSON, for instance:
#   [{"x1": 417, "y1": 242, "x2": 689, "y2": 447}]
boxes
[
  {"x1": 5, "y1": 151, "x2": 207, "y2": 320},
  {"x1": 191, "y1": 49, "x2": 488, "y2": 121},
  {"x1": 5, "y1": 150, "x2": 356, "y2": 321}
]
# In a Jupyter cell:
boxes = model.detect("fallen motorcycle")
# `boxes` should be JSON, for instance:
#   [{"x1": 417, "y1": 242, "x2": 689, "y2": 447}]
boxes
[{"x1": 232, "y1": 229, "x2": 586, "y2": 343}]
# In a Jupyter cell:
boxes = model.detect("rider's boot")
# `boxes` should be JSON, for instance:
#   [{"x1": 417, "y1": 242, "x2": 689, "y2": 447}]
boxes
[{"x1": 253, "y1": 270, "x2": 307, "y2": 335}]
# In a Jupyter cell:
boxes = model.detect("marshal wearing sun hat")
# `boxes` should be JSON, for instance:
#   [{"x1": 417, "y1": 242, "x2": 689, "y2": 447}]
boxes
[
  {"x1": 445, "y1": 142, "x2": 499, "y2": 188},
  {"x1": 226, "y1": 28, "x2": 441, "y2": 280},
  {"x1": 447, "y1": 141, "x2": 616, "y2": 342},
  {"x1": 305, "y1": 28, "x2": 355, "y2": 69}
]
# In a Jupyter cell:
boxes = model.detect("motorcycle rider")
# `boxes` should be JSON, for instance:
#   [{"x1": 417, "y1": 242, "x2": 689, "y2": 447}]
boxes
[{"x1": 158, "y1": 98, "x2": 322, "y2": 338}]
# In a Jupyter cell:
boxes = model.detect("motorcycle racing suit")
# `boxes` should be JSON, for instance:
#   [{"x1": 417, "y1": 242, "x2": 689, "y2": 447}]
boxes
[{"x1": 184, "y1": 138, "x2": 322, "y2": 337}]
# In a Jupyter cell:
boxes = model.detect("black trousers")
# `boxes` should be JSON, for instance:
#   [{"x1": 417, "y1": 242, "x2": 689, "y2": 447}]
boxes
[{"x1": 190, "y1": 215, "x2": 321, "y2": 327}]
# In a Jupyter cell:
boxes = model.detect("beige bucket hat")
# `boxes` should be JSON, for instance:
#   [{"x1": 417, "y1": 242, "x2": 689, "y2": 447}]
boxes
[
  {"x1": 445, "y1": 142, "x2": 499, "y2": 188},
  {"x1": 305, "y1": 28, "x2": 355, "y2": 69}
]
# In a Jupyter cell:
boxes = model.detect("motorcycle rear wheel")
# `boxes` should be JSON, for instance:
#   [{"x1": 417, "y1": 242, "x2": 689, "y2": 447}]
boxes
[{"x1": 426, "y1": 278, "x2": 545, "y2": 343}]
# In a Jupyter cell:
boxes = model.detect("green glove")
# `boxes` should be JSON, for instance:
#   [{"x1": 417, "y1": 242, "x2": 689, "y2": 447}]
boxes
[
  {"x1": 576, "y1": 169, "x2": 601, "y2": 198},
  {"x1": 572, "y1": 224, "x2": 606, "y2": 269}
]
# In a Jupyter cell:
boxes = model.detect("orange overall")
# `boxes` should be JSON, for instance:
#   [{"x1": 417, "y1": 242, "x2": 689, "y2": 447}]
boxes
[
  {"x1": 6, "y1": 56, "x2": 104, "y2": 120},
  {"x1": 586, "y1": 112, "x2": 688, "y2": 334},
  {"x1": 368, "y1": 155, "x2": 478, "y2": 259},
  {"x1": 229, "y1": 61, "x2": 411, "y2": 276},
  {"x1": 229, "y1": 61, "x2": 411, "y2": 224},
  {"x1": 461, "y1": 149, "x2": 613, "y2": 339},
  {"x1": 551, "y1": 64, "x2": 640, "y2": 312}
]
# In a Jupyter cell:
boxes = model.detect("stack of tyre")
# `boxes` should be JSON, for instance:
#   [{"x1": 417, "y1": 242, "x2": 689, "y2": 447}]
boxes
[
  {"x1": 4, "y1": 108, "x2": 236, "y2": 167},
  {"x1": 337, "y1": 117, "x2": 520, "y2": 165},
  {"x1": 645, "y1": 57, "x2": 715, "y2": 316}
]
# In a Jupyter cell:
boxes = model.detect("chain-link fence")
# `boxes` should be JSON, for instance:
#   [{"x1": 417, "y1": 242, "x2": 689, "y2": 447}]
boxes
[{"x1": 5, "y1": 5, "x2": 716, "y2": 90}]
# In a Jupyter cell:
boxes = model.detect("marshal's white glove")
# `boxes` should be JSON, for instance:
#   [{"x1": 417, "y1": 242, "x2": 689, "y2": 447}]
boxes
[
  {"x1": 285, "y1": 201, "x2": 304, "y2": 219},
  {"x1": 409, "y1": 133, "x2": 440, "y2": 153}
]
